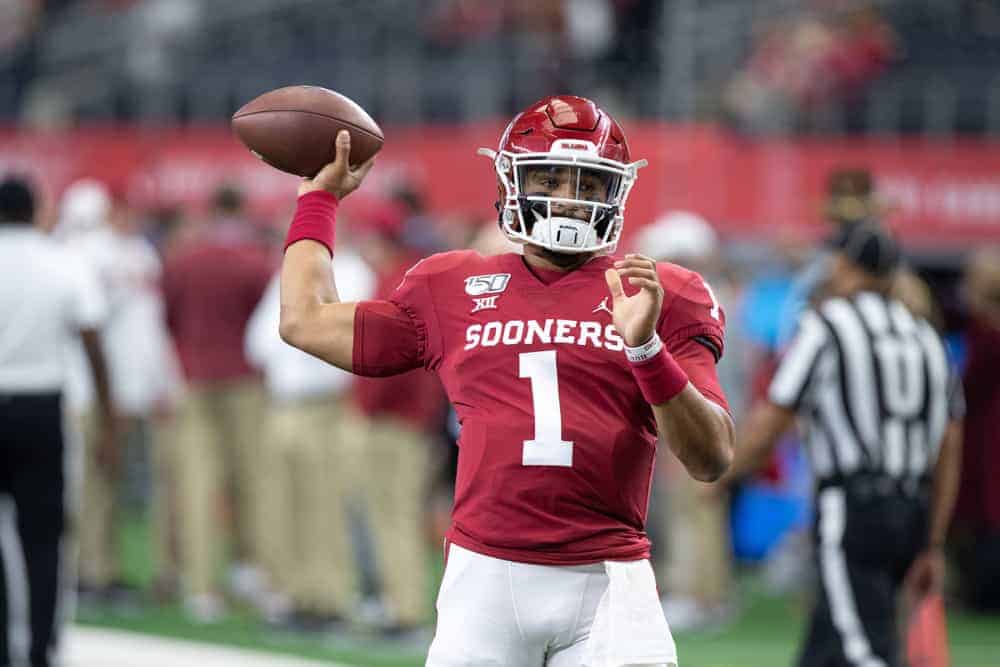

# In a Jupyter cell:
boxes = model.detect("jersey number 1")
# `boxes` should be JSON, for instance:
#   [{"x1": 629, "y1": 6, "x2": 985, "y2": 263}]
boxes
[{"x1": 519, "y1": 350, "x2": 573, "y2": 467}]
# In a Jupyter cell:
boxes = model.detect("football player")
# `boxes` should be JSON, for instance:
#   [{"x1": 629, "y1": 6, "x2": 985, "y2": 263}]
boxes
[{"x1": 280, "y1": 96, "x2": 734, "y2": 666}]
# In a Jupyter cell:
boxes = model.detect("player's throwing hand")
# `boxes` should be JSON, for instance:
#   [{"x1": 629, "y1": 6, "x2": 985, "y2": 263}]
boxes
[
  {"x1": 298, "y1": 130, "x2": 376, "y2": 200},
  {"x1": 605, "y1": 253, "x2": 664, "y2": 346}
]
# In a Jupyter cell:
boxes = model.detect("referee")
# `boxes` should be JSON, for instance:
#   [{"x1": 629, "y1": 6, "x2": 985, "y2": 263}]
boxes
[
  {"x1": 724, "y1": 222, "x2": 963, "y2": 667},
  {"x1": 0, "y1": 177, "x2": 114, "y2": 667}
]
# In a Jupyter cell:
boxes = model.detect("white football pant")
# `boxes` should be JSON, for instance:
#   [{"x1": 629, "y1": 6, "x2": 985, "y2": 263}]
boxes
[{"x1": 425, "y1": 543, "x2": 672, "y2": 667}]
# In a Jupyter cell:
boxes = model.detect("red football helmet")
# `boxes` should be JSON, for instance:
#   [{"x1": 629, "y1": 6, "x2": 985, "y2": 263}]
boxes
[{"x1": 479, "y1": 95, "x2": 646, "y2": 254}]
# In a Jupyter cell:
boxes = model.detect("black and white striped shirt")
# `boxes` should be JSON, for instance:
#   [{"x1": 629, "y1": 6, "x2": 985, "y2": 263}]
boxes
[{"x1": 769, "y1": 291, "x2": 961, "y2": 484}]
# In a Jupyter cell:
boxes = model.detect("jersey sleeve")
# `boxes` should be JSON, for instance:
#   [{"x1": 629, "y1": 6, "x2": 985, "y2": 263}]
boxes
[
  {"x1": 767, "y1": 309, "x2": 829, "y2": 409},
  {"x1": 656, "y1": 268, "x2": 726, "y2": 362},
  {"x1": 656, "y1": 268, "x2": 729, "y2": 411},
  {"x1": 352, "y1": 254, "x2": 453, "y2": 377}
]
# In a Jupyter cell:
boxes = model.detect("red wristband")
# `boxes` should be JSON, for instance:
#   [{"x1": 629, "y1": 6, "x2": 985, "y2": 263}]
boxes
[
  {"x1": 630, "y1": 346, "x2": 689, "y2": 405},
  {"x1": 284, "y1": 190, "x2": 338, "y2": 256}
]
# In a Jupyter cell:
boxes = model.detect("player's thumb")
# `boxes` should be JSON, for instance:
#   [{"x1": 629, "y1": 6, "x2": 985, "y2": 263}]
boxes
[
  {"x1": 332, "y1": 130, "x2": 351, "y2": 174},
  {"x1": 605, "y1": 268, "x2": 625, "y2": 300}
]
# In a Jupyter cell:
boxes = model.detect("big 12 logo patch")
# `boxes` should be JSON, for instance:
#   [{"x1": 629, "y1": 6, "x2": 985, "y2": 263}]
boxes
[{"x1": 465, "y1": 273, "x2": 510, "y2": 313}]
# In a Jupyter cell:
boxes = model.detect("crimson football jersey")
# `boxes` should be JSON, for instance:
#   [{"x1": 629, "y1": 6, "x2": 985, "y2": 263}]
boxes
[{"x1": 354, "y1": 251, "x2": 727, "y2": 565}]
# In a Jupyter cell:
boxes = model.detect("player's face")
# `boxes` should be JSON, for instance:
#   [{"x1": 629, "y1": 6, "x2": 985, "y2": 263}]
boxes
[{"x1": 521, "y1": 166, "x2": 613, "y2": 221}]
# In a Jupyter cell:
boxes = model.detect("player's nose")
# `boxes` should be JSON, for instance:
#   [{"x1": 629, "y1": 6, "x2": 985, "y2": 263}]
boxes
[{"x1": 550, "y1": 180, "x2": 575, "y2": 200}]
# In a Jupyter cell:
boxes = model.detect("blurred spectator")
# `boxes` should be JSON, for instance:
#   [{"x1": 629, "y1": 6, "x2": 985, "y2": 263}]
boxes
[
  {"x1": 954, "y1": 245, "x2": 1000, "y2": 611},
  {"x1": 724, "y1": 3, "x2": 898, "y2": 133},
  {"x1": 55, "y1": 179, "x2": 178, "y2": 606},
  {"x1": 0, "y1": 175, "x2": 113, "y2": 667},
  {"x1": 0, "y1": 0, "x2": 41, "y2": 118},
  {"x1": 892, "y1": 268, "x2": 942, "y2": 328},
  {"x1": 161, "y1": 183, "x2": 274, "y2": 622},
  {"x1": 824, "y1": 167, "x2": 880, "y2": 227},
  {"x1": 0, "y1": 0, "x2": 39, "y2": 54},
  {"x1": 244, "y1": 248, "x2": 376, "y2": 629},
  {"x1": 634, "y1": 211, "x2": 742, "y2": 631},
  {"x1": 779, "y1": 166, "x2": 880, "y2": 345},
  {"x1": 350, "y1": 205, "x2": 448, "y2": 637}
]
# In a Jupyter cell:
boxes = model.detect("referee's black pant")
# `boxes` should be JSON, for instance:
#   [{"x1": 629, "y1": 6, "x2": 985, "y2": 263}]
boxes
[
  {"x1": 0, "y1": 393, "x2": 66, "y2": 667},
  {"x1": 797, "y1": 477, "x2": 928, "y2": 667}
]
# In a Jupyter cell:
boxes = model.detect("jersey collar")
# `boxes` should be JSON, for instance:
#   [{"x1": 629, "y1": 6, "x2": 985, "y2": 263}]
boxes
[{"x1": 503, "y1": 253, "x2": 614, "y2": 288}]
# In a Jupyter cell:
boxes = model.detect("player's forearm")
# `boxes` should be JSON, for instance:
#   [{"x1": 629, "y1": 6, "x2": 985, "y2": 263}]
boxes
[
  {"x1": 279, "y1": 240, "x2": 356, "y2": 370},
  {"x1": 927, "y1": 419, "x2": 963, "y2": 548},
  {"x1": 653, "y1": 385, "x2": 734, "y2": 482}
]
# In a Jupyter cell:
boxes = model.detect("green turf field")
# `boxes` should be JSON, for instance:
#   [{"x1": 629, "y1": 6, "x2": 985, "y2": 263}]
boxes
[
  {"x1": 77, "y1": 513, "x2": 998, "y2": 666},
  {"x1": 75, "y1": 585, "x2": 1000, "y2": 667}
]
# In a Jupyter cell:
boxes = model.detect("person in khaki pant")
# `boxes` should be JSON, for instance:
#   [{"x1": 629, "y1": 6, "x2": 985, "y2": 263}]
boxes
[
  {"x1": 354, "y1": 410, "x2": 436, "y2": 631},
  {"x1": 257, "y1": 398, "x2": 360, "y2": 623},
  {"x1": 173, "y1": 380, "x2": 267, "y2": 608},
  {"x1": 245, "y1": 252, "x2": 374, "y2": 626},
  {"x1": 634, "y1": 211, "x2": 744, "y2": 630},
  {"x1": 162, "y1": 185, "x2": 274, "y2": 621},
  {"x1": 351, "y1": 214, "x2": 447, "y2": 635}
]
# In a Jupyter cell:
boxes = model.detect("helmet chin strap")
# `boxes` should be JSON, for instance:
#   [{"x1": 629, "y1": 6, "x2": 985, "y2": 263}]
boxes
[{"x1": 528, "y1": 208, "x2": 599, "y2": 253}]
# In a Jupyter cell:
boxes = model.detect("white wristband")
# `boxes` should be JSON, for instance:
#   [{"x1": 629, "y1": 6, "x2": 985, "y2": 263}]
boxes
[{"x1": 624, "y1": 333, "x2": 664, "y2": 363}]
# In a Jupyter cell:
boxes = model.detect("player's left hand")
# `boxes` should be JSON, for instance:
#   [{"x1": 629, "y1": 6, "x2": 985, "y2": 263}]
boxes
[{"x1": 606, "y1": 254, "x2": 663, "y2": 347}]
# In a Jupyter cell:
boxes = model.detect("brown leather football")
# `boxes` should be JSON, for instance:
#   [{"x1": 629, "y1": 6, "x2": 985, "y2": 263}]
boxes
[{"x1": 232, "y1": 86, "x2": 383, "y2": 177}]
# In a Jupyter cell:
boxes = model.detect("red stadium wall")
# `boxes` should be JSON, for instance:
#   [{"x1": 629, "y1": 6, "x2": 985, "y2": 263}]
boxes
[{"x1": 2, "y1": 124, "x2": 999, "y2": 246}]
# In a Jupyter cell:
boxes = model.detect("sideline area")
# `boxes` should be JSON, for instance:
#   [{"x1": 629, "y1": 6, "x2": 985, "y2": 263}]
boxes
[{"x1": 62, "y1": 627, "x2": 349, "y2": 667}]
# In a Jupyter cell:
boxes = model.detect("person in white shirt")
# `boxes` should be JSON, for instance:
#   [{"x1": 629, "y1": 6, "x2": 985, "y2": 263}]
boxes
[
  {"x1": 0, "y1": 176, "x2": 114, "y2": 667},
  {"x1": 244, "y1": 248, "x2": 375, "y2": 628},
  {"x1": 55, "y1": 179, "x2": 179, "y2": 602},
  {"x1": 635, "y1": 211, "x2": 744, "y2": 632}
]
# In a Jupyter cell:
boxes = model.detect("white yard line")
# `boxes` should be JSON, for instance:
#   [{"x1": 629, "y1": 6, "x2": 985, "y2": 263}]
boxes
[{"x1": 62, "y1": 627, "x2": 353, "y2": 667}]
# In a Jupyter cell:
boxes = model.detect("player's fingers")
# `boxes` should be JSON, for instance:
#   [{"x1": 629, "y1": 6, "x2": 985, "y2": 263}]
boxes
[
  {"x1": 626, "y1": 252, "x2": 658, "y2": 265},
  {"x1": 615, "y1": 257, "x2": 656, "y2": 271},
  {"x1": 605, "y1": 268, "x2": 625, "y2": 299},
  {"x1": 616, "y1": 266, "x2": 658, "y2": 282},
  {"x1": 628, "y1": 276, "x2": 662, "y2": 293}
]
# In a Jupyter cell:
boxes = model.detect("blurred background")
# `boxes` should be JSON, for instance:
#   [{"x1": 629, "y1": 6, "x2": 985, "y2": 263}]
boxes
[{"x1": 1, "y1": 1, "x2": 999, "y2": 666}]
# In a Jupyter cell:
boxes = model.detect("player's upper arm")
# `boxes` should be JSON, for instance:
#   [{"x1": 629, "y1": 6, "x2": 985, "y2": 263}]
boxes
[
  {"x1": 657, "y1": 266, "x2": 726, "y2": 359},
  {"x1": 352, "y1": 299, "x2": 425, "y2": 376},
  {"x1": 355, "y1": 251, "x2": 476, "y2": 375},
  {"x1": 657, "y1": 265, "x2": 728, "y2": 407},
  {"x1": 342, "y1": 251, "x2": 472, "y2": 376}
]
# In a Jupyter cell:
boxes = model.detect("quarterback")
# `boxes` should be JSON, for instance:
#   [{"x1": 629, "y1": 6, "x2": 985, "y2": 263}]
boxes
[{"x1": 280, "y1": 96, "x2": 734, "y2": 666}]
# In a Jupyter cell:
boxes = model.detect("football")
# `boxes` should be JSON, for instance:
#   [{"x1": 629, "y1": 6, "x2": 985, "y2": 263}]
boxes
[{"x1": 231, "y1": 85, "x2": 383, "y2": 177}]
